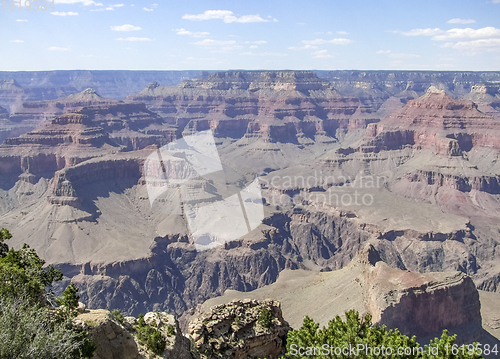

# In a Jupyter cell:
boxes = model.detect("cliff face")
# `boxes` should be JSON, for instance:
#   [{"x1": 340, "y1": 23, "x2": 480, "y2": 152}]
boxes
[
  {"x1": 364, "y1": 249, "x2": 482, "y2": 338},
  {"x1": 126, "y1": 71, "x2": 379, "y2": 146},
  {"x1": 362, "y1": 87, "x2": 500, "y2": 154},
  {"x1": 0, "y1": 93, "x2": 174, "y2": 179}
]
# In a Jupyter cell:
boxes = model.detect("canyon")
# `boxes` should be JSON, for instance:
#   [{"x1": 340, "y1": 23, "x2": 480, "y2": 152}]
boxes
[{"x1": 0, "y1": 70, "x2": 500, "y2": 345}]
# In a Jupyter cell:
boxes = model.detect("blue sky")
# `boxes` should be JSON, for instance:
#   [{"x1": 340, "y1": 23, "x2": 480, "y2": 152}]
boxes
[{"x1": 1, "y1": 0, "x2": 500, "y2": 71}]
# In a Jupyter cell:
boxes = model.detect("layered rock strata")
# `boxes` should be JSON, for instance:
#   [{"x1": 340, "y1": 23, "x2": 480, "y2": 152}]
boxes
[{"x1": 188, "y1": 299, "x2": 290, "y2": 359}]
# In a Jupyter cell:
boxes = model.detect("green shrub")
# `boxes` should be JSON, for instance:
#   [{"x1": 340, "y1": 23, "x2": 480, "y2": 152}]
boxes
[
  {"x1": 0, "y1": 228, "x2": 94, "y2": 359},
  {"x1": 147, "y1": 330, "x2": 166, "y2": 355},
  {"x1": 0, "y1": 296, "x2": 94, "y2": 358},
  {"x1": 167, "y1": 324, "x2": 175, "y2": 337},
  {"x1": 258, "y1": 308, "x2": 272, "y2": 329},
  {"x1": 136, "y1": 314, "x2": 167, "y2": 355},
  {"x1": 111, "y1": 309, "x2": 125, "y2": 325},
  {"x1": 0, "y1": 235, "x2": 62, "y2": 305},
  {"x1": 57, "y1": 283, "x2": 79, "y2": 317},
  {"x1": 285, "y1": 310, "x2": 483, "y2": 358}
]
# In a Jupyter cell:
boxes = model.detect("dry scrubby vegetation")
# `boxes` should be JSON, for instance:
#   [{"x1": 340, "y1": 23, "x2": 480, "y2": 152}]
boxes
[
  {"x1": 136, "y1": 313, "x2": 168, "y2": 355},
  {"x1": 279, "y1": 311, "x2": 487, "y2": 358},
  {"x1": 0, "y1": 228, "x2": 95, "y2": 359}
]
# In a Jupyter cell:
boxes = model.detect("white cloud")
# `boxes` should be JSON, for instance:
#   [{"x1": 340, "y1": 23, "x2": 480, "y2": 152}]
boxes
[
  {"x1": 337, "y1": 31, "x2": 349, "y2": 35},
  {"x1": 47, "y1": 47, "x2": 69, "y2": 51},
  {"x1": 241, "y1": 52, "x2": 287, "y2": 57},
  {"x1": 396, "y1": 26, "x2": 500, "y2": 54},
  {"x1": 116, "y1": 37, "x2": 151, "y2": 41},
  {"x1": 432, "y1": 27, "x2": 500, "y2": 41},
  {"x1": 16, "y1": 19, "x2": 28, "y2": 22},
  {"x1": 193, "y1": 38, "x2": 242, "y2": 52},
  {"x1": 493, "y1": 0, "x2": 500, "y2": 3},
  {"x1": 143, "y1": 3, "x2": 157, "y2": 11},
  {"x1": 399, "y1": 28, "x2": 443, "y2": 36},
  {"x1": 53, "y1": 0, "x2": 102, "y2": 5},
  {"x1": 194, "y1": 39, "x2": 237, "y2": 46},
  {"x1": 10, "y1": 40, "x2": 24, "y2": 43},
  {"x1": 182, "y1": 10, "x2": 273, "y2": 23},
  {"x1": 244, "y1": 40, "x2": 267, "y2": 45},
  {"x1": 174, "y1": 28, "x2": 209, "y2": 38},
  {"x1": 111, "y1": 24, "x2": 142, "y2": 31},
  {"x1": 51, "y1": 11, "x2": 78, "y2": 16},
  {"x1": 445, "y1": 38, "x2": 500, "y2": 52},
  {"x1": 302, "y1": 38, "x2": 351, "y2": 45},
  {"x1": 312, "y1": 49, "x2": 333, "y2": 58},
  {"x1": 289, "y1": 44, "x2": 318, "y2": 50},
  {"x1": 447, "y1": 18, "x2": 476, "y2": 24},
  {"x1": 91, "y1": 4, "x2": 123, "y2": 11},
  {"x1": 250, "y1": 45, "x2": 258, "y2": 49},
  {"x1": 375, "y1": 49, "x2": 420, "y2": 59},
  {"x1": 398, "y1": 27, "x2": 500, "y2": 40}
]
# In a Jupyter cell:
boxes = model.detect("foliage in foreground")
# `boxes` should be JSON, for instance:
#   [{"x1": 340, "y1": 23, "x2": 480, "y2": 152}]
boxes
[
  {"x1": 0, "y1": 228, "x2": 95, "y2": 358},
  {"x1": 58, "y1": 282, "x2": 80, "y2": 317},
  {"x1": 0, "y1": 298, "x2": 86, "y2": 359},
  {"x1": 111, "y1": 308, "x2": 125, "y2": 325},
  {"x1": 258, "y1": 307, "x2": 273, "y2": 329},
  {"x1": 283, "y1": 310, "x2": 486, "y2": 358},
  {"x1": 136, "y1": 313, "x2": 167, "y2": 355}
]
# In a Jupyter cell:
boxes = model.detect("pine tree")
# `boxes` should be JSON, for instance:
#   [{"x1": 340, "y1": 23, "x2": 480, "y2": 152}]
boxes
[{"x1": 58, "y1": 282, "x2": 80, "y2": 317}]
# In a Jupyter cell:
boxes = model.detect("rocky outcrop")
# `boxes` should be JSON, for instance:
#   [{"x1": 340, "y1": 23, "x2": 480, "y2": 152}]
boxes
[
  {"x1": 362, "y1": 87, "x2": 500, "y2": 154},
  {"x1": 360, "y1": 246, "x2": 482, "y2": 338},
  {"x1": 188, "y1": 299, "x2": 289, "y2": 359},
  {"x1": 76, "y1": 309, "x2": 192, "y2": 359},
  {"x1": 76, "y1": 310, "x2": 142, "y2": 359},
  {"x1": 0, "y1": 98, "x2": 173, "y2": 184},
  {"x1": 2, "y1": 88, "x2": 175, "y2": 148},
  {"x1": 7, "y1": 88, "x2": 119, "y2": 126}
]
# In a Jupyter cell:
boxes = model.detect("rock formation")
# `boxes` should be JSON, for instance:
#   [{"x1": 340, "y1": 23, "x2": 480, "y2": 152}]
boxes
[
  {"x1": 126, "y1": 71, "x2": 379, "y2": 158},
  {"x1": 188, "y1": 299, "x2": 290, "y2": 359},
  {"x1": 362, "y1": 246, "x2": 482, "y2": 339},
  {"x1": 75, "y1": 309, "x2": 192, "y2": 359}
]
